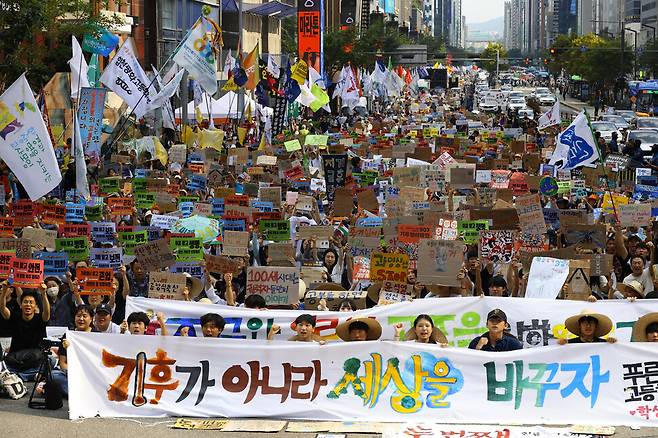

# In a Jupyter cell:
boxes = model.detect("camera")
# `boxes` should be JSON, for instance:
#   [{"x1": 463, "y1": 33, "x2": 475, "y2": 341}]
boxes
[{"x1": 39, "y1": 338, "x2": 63, "y2": 350}]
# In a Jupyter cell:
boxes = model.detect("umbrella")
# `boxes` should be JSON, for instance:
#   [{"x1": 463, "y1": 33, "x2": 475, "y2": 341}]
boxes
[{"x1": 172, "y1": 215, "x2": 220, "y2": 243}]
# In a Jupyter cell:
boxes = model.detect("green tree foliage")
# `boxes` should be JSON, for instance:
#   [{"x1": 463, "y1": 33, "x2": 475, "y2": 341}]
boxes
[
  {"x1": 478, "y1": 42, "x2": 508, "y2": 73},
  {"x1": 281, "y1": 16, "x2": 297, "y2": 58},
  {"x1": 0, "y1": 0, "x2": 121, "y2": 90},
  {"x1": 638, "y1": 39, "x2": 658, "y2": 78}
]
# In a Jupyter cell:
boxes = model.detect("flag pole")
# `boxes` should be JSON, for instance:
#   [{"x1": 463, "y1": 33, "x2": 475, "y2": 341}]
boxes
[{"x1": 583, "y1": 109, "x2": 619, "y2": 221}]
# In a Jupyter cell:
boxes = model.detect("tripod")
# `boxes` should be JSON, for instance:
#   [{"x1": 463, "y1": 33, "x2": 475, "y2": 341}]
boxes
[{"x1": 28, "y1": 348, "x2": 55, "y2": 409}]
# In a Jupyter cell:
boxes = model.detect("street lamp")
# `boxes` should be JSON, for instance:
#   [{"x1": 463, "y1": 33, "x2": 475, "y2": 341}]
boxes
[{"x1": 624, "y1": 27, "x2": 638, "y2": 79}]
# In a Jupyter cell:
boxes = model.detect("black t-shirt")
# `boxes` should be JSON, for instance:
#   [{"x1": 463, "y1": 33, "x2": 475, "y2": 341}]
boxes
[{"x1": 7, "y1": 311, "x2": 47, "y2": 352}]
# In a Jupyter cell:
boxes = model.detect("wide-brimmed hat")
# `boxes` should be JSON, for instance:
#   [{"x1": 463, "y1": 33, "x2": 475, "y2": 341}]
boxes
[
  {"x1": 183, "y1": 273, "x2": 204, "y2": 298},
  {"x1": 367, "y1": 282, "x2": 382, "y2": 302},
  {"x1": 335, "y1": 317, "x2": 382, "y2": 341},
  {"x1": 632, "y1": 312, "x2": 658, "y2": 342},
  {"x1": 298, "y1": 278, "x2": 307, "y2": 301},
  {"x1": 618, "y1": 280, "x2": 645, "y2": 298},
  {"x1": 405, "y1": 325, "x2": 449, "y2": 344},
  {"x1": 565, "y1": 309, "x2": 613, "y2": 338}
]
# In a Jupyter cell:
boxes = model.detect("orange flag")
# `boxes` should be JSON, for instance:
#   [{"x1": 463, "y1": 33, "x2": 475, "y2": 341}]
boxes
[{"x1": 243, "y1": 44, "x2": 259, "y2": 91}]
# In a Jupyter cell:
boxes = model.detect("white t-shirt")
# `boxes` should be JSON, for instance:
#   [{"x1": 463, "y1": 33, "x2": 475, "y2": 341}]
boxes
[
  {"x1": 623, "y1": 267, "x2": 654, "y2": 296},
  {"x1": 99, "y1": 321, "x2": 123, "y2": 334}
]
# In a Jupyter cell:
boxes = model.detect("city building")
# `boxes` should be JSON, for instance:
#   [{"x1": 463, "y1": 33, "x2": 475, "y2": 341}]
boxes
[{"x1": 503, "y1": 0, "x2": 530, "y2": 52}]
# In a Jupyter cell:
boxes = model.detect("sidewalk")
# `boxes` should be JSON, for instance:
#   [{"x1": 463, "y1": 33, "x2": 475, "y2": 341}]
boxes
[{"x1": 559, "y1": 96, "x2": 594, "y2": 115}]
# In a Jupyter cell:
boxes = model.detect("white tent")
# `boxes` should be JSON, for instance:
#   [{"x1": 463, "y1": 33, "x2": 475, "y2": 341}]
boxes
[{"x1": 176, "y1": 91, "x2": 257, "y2": 120}]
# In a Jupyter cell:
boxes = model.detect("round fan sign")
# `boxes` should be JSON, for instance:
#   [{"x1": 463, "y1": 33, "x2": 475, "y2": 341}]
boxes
[{"x1": 539, "y1": 176, "x2": 559, "y2": 196}]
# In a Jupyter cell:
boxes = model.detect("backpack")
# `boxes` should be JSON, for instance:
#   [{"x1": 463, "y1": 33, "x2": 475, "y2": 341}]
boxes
[{"x1": 0, "y1": 362, "x2": 27, "y2": 400}]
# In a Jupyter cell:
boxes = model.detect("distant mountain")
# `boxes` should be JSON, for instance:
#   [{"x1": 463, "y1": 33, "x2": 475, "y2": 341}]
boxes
[{"x1": 467, "y1": 16, "x2": 504, "y2": 35}]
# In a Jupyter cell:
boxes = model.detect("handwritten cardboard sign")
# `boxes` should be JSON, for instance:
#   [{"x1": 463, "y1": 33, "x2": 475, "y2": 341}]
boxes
[
  {"x1": 417, "y1": 239, "x2": 465, "y2": 287},
  {"x1": 246, "y1": 266, "x2": 300, "y2": 305},
  {"x1": 134, "y1": 239, "x2": 177, "y2": 272},
  {"x1": 369, "y1": 252, "x2": 409, "y2": 283},
  {"x1": 204, "y1": 254, "x2": 239, "y2": 274},
  {"x1": 148, "y1": 271, "x2": 187, "y2": 300}
]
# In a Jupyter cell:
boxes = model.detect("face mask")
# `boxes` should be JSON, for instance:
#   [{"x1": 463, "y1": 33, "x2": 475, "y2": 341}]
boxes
[{"x1": 46, "y1": 286, "x2": 59, "y2": 298}]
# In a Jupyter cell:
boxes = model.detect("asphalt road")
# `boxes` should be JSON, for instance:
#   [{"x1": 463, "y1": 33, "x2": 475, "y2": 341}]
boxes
[{"x1": 1, "y1": 387, "x2": 657, "y2": 438}]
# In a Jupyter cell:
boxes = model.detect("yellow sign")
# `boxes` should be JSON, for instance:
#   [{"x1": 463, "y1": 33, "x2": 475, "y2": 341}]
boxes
[
  {"x1": 602, "y1": 192, "x2": 629, "y2": 215},
  {"x1": 291, "y1": 60, "x2": 308, "y2": 85}
]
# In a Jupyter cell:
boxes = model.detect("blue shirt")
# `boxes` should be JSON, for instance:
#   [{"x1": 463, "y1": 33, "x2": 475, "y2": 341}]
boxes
[{"x1": 468, "y1": 332, "x2": 523, "y2": 352}]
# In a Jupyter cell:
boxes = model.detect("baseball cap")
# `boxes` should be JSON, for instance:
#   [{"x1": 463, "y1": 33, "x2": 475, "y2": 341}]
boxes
[
  {"x1": 487, "y1": 308, "x2": 507, "y2": 322},
  {"x1": 96, "y1": 303, "x2": 112, "y2": 315}
]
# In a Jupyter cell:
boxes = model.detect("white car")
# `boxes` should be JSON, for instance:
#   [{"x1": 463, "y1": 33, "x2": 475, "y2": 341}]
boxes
[
  {"x1": 636, "y1": 117, "x2": 658, "y2": 131},
  {"x1": 507, "y1": 98, "x2": 526, "y2": 112},
  {"x1": 616, "y1": 110, "x2": 637, "y2": 124},
  {"x1": 626, "y1": 130, "x2": 658, "y2": 152},
  {"x1": 501, "y1": 85, "x2": 513, "y2": 92},
  {"x1": 600, "y1": 114, "x2": 630, "y2": 130},
  {"x1": 518, "y1": 108, "x2": 534, "y2": 119},
  {"x1": 478, "y1": 100, "x2": 499, "y2": 112},
  {"x1": 590, "y1": 121, "x2": 621, "y2": 142},
  {"x1": 531, "y1": 87, "x2": 550, "y2": 98},
  {"x1": 537, "y1": 93, "x2": 556, "y2": 106}
]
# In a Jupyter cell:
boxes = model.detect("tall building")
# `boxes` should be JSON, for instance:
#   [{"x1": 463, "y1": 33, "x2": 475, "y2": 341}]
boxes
[
  {"x1": 641, "y1": 0, "x2": 657, "y2": 42},
  {"x1": 552, "y1": 0, "x2": 578, "y2": 38},
  {"x1": 449, "y1": 0, "x2": 463, "y2": 47},
  {"x1": 626, "y1": 0, "x2": 641, "y2": 22},
  {"x1": 433, "y1": 0, "x2": 463, "y2": 47},
  {"x1": 504, "y1": 0, "x2": 530, "y2": 52}
]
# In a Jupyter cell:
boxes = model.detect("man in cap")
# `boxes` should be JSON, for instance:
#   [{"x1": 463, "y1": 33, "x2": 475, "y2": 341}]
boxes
[
  {"x1": 468, "y1": 309, "x2": 523, "y2": 352},
  {"x1": 632, "y1": 313, "x2": 658, "y2": 342},
  {"x1": 558, "y1": 310, "x2": 617, "y2": 344},
  {"x1": 93, "y1": 303, "x2": 126, "y2": 334},
  {"x1": 336, "y1": 317, "x2": 382, "y2": 342}
]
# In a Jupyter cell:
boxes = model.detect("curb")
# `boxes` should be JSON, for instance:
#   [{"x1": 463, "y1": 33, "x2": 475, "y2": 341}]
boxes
[{"x1": 560, "y1": 100, "x2": 587, "y2": 111}]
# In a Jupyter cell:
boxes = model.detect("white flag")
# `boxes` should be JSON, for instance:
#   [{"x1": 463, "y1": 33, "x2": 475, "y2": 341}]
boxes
[
  {"x1": 147, "y1": 68, "x2": 185, "y2": 111},
  {"x1": 68, "y1": 36, "x2": 90, "y2": 99},
  {"x1": 100, "y1": 38, "x2": 155, "y2": 119},
  {"x1": 223, "y1": 49, "x2": 236, "y2": 76},
  {"x1": 173, "y1": 17, "x2": 218, "y2": 95},
  {"x1": 151, "y1": 67, "x2": 176, "y2": 130},
  {"x1": 0, "y1": 74, "x2": 61, "y2": 200},
  {"x1": 267, "y1": 54, "x2": 280, "y2": 79},
  {"x1": 538, "y1": 101, "x2": 561, "y2": 130},
  {"x1": 548, "y1": 111, "x2": 600, "y2": 170},
  {"x1": 73, "y1": 114, "x2": 90, "y2": 200}
]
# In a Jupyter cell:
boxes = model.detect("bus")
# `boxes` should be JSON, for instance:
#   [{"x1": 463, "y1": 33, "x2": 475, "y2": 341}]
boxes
[{"x1": 630, "y1": 81, "x2": 658, "y2": 116}]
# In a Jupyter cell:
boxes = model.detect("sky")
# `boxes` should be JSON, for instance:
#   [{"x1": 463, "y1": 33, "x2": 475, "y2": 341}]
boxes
[{"x1": 462, "y1": 0, "x2": 505, "y2": 24}]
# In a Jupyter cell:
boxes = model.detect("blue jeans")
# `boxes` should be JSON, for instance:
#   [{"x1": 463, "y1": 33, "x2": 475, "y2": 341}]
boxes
[
  {"x1": 5, "y1": 363, "x2": 41, "y2": 382},
  {"x1": 50, "y1": 369, "x2": 68, "y2": 398}
]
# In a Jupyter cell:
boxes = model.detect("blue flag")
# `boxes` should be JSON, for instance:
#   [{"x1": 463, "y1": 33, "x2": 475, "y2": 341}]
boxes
[
  {"x1": 82, "y1": 26, "x2": 120, "y2": 56},
  {"x1": 548, "y1": 111, "x2": 600, "y2": 170}
]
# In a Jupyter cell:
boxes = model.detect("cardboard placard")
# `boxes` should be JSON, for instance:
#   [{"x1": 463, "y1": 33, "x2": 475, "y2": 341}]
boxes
[
  {"x1": 416, "y1": 239, "x2": 465, "y2": 287},
  {"x1": 222, "y1": 231, "x2": 249, "y2": 257},
  {"x1": 22, "y1": 228, "x2": 57, "y2": 251},
  {"x1": 267, "y1": 242, "x2": 295, "y2": 264},
  {"x1": 333, "y1": 188, "x2": 354, "y2": 217},
  {"x1": 304, "y1": 290, "x2": 367, "y2": 310},
  {"x1": 134, "y1": 239, "x2": 177, "y2": 272},
  {"x1": 563, "y1": 224, "x2": 606, "y2": 250},
  {"x1": 246, "y1": 266, "x2": 300, "y2": 305},
  {"x1": 369, "y1": 252, "x2": 409, "y2": 283},
  {"x1": 479, "y1": 229, "x2": 516, "y2": 263},
  {"x1": 0, "y1": 238, "x2": 32, "y2": 259},
  {"x1": 148, "y1": 271, "x2": 187, "y2": 300},
  {"x1": 204, "y1": 254, "x2": 240, "y2": 274},
  {"x1": 296, "y1": 225, "x2": 335, "y2": 240},
  {"x1": 515, "y1": 194, "x2": 547, "y2": 236}
]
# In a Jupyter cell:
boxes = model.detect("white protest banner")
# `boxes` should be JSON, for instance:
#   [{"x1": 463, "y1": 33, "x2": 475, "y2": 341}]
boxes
[
  {"x1": 526, "y1": 257, "x2": 570, "y2": 300},
  {"x1": 100, "y1": 38, "x2": 156, "y2": 118},
  {"x1": 128, "y1": 295, "x2": 658, "y2": 348},
  {"x1": 515, "y1": 194, "x2": 547, "y2": 235},
  {"x1": 246, "y1": 266, "x2": 299, "y2": 305},
  {"x1": 0, "y1": 74, "x2": 62, "y2": 200},
  {"x1": 69, "y1": 331, "x2": 658, "y2": 426}
]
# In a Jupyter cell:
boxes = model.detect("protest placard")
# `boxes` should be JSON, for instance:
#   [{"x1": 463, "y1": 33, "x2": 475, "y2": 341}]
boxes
[
  {"x1": 490, "y1": 170, "x2": 511, "y2": 189},
  {"x1": 22, "y1": 228, "x2": 57, "y2": 250},
  {"x1": 515, "y1": 194, "x2": 547, "y2": 235},
  {"x1": 378, "y1": 290, "x2": 414, "y2": 306},
  {"x1": 41, "y1": 204, "x2": 66, "y2": 225},
  {"x1": 397, "y1": 224, "x2": 434, "y2": 244},
  {"x1": 204, "y1": 254, "x2": 240, "y2": 274},
  {"x1": 10, "y1": 258, "x2": 43, "y2": 288},
  {"x1": 479, "y1": 230, "x2": 516, "y2": 263},
  {"x1": 118, "y1": 230, "x2": 148, "y2": 255},
  {"x1": 59, "y1": 223, "x2": 91, "y2": 239},
  {"x1": 0, "y1": 238, "x2": 32, "y2": 260},
  {"x1": 303, "y1": 290, "x2": 367, "y2": 310},
  {"x1": 246, "y1": 266, "x2": 300, "y2": 305},
  {"x1": 89, "y1": 247, "x2": 123, "y2": 270},
  {"x1": 169, "y1": 236, "x2": 203, "y2": 261},
  {"x1": 0, "y1": 251, "x2": 13, "y2": 279},
  {"x1": 618, "y1": 203, "x2": 652, "y2": 227},
  {"x1": 369, "y1": 252, "x2": 409, "y2": 283},
  {"x1": 563, "y1": 224, "x2": 606, "y2": 250},
  {"x1": 525, "y1": 257, "x2": 570, "y2": 299},
  {"x1": 457, "y1": 220, "x2": 489, "y2": 244},
  {"x1": 76, "y1": 267, "x2": 114, "y2": 295},
  {"x1": 107, "y1": 197, "x2": 134, "y2": 215},
  {"x1": 34, "y1": 251, "x2": 68, "y2": 277},
  {"x1": 267, "y1": 242, "x2": 295, "y2": 264},
  {"x1": 134, "y1": 239, "x2": 177, "y2": 272},
  {"x1": 416, "y1": 239, "x2": 465, "y2": 287},
  {"x1": 259, "y1": 220, "x2": 290, "y2": 242},
  {"x1": 148, "y1": 271, "x2": 187, "y2": 300},
  {"x1": 296, "y1": 225, "x2": 335, "y2": 241}
]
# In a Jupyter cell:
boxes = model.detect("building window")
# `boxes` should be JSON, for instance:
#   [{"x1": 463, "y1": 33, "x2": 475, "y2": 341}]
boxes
[{"x1": 161, "y1": 0, "x2": 175, "y2": 29}]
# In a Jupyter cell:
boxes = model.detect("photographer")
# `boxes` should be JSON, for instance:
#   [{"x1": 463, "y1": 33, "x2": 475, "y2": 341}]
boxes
[{"x1": 0, "y1": 282, "x2": 50, "y2": 381}]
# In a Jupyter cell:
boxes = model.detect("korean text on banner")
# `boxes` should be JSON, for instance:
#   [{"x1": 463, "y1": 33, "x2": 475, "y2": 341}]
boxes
[
  {"x1": 78, "y1": 87, "x2": 107, "y2": 159},
  {"x1": 68, "y1": 331, "x2": 658, "y2": 426}
]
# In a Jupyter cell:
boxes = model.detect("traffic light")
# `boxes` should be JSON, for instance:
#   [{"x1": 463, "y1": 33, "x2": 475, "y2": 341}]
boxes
[
  {"x1": 549, "y1": 47, "x2": 557, "y2": 56},
  {"x1": 525, "y1": 58, "x2": 530, "y2": 65}
]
